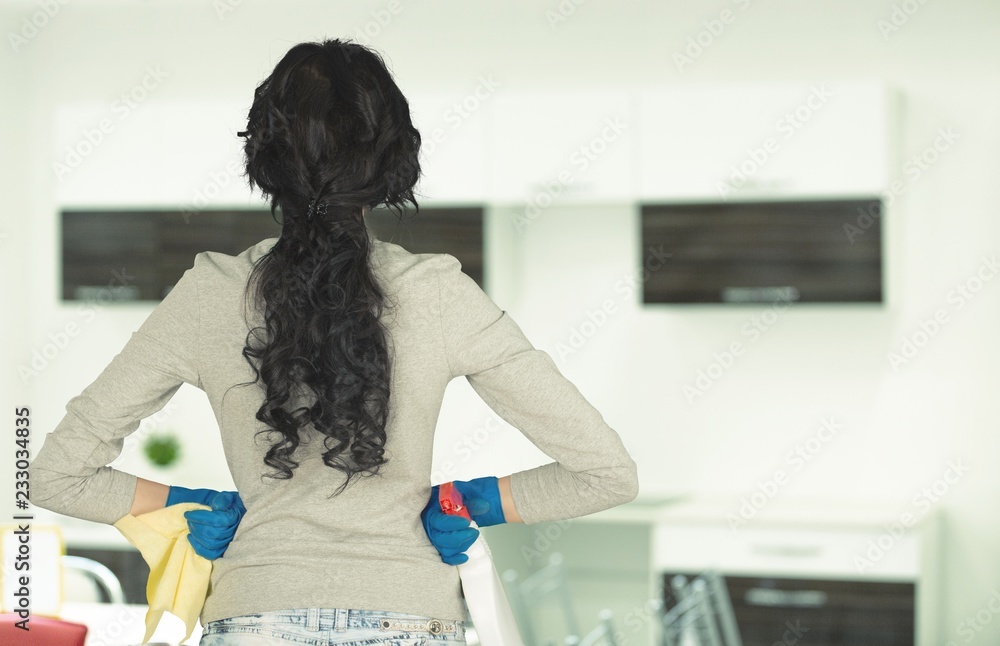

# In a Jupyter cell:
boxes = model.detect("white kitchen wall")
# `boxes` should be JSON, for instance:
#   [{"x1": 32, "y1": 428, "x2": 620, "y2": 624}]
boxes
[{"x1": 2, "y1": 0, "x2": 998, "y2": 642}]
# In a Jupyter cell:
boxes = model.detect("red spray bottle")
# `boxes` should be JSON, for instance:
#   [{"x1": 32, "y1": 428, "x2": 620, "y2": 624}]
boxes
[{"x1": 439, "y1": 482, "x2": 524, "y2": 645}]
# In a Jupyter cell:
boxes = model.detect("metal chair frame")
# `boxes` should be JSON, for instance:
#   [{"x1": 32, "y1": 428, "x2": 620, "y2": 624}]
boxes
[
  {"x1": 61, "y1": 555, "x2": 126, "y2": 604},
  {"x1": 661, "y1": 571, "x2": 742, "y2": 646},
  {"x1": 502, "y1": 552, "x2": 580, "y2": 645},
  {"x1": 564, "y1": 608, "x2": 618, "y2": 646}
]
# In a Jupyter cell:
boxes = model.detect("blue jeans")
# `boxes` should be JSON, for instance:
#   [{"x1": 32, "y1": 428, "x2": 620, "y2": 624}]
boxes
[{"x1": 198, "y1": 607, "x2": 467, "y2": 645}]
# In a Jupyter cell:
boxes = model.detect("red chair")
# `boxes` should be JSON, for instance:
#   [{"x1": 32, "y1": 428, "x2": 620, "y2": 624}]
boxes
[{"x1": 0, "y1": 613, "x2": 88, "y2": 645}]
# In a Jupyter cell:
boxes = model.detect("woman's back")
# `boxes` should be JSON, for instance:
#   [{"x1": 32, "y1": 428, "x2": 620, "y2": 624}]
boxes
[
  {"x1": 158, "y1": 233, "x2": 638, "y2": 624},
  {"x1": 194, "y1": 236, "x2": 465, "y2": 622}
]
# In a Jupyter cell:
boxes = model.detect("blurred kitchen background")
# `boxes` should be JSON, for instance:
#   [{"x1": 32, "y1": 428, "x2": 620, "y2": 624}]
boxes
[{"x1": 1, "y1": 1, "x2": 998, "y2": 644}]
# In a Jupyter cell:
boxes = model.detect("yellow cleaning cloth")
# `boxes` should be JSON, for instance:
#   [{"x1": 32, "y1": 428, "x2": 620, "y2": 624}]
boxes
[{"x1": 113, "y1": 502, "x2": 213, "y2": 644}]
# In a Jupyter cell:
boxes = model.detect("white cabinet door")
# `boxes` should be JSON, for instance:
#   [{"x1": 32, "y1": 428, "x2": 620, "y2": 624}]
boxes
[
  {"x1": 638, "y1": 80, "x2": 891, "y2": 201},
  {"x1": 407, "y1": 90, "x2": 489, "y2": 204},
  {"x1": 653, "y1": 522, "x2": 921, "y2": 580},
  {"x1": 488, "y1": 89, "x2": 634, "y2": 205}
]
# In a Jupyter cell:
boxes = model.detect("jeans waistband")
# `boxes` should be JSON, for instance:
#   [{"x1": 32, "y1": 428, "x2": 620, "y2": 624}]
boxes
[{"x1": 209, "y1": 607, "x2": 464, "y2": 635}]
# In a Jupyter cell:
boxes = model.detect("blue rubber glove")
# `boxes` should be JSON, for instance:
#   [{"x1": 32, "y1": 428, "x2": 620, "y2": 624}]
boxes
[
  {"x1": 182, "y1": 491, "x2": 246, "y2": 560},
  {"x1": 451, "y1": 476, "x2": 506, "y2": 528},
  {"x1": 421, "y1": 485, "x2": 480, "y2": 565},
  {"x1": 165, "y1": 486, "x2": 220, "y2": 508},
  {"x1": 166, "y1": 486, "x2": 246, "y2": 560}
]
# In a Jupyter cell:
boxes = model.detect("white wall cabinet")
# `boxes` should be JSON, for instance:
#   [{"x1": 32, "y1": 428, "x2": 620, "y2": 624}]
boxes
[
  {"x1": 637, "y1": 80, "x2": 892, "y2": 201},
  {"x1": 52, "y1": 81, "x2": 890, "y2": 208},
  {"x1": 652, "y1": 498, "x2": 940, "y2": 645},
  {"x1": 486, "y1": 89, "x2": 635, "y2": 205},
  {"x1": 407, "y1": 90, "x2": 489, "y2": 204}
]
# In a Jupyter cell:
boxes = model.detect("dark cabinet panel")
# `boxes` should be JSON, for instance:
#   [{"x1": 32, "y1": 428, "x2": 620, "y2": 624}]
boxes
[
  {"x1": 61, "y1": 209, "x2": 282, "y2": 301},
  {"x1": 641, "y1": 199, "x2": 883, "y2": 304},
  {"x1": 65, "y1": 547, "x2": 149, "y2": 605},
  {"x1": 61, "y1": 207, "x2": 484, "y2": 302},
  {"x1": 662, "y1": 572, "x2": 914, "y2": 646},
  {"x1": 364, "y1": 206, "x2": 484, "y2": 287}
]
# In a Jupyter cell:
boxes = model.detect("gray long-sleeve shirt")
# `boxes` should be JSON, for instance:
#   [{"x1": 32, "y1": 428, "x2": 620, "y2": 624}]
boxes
[{"x1": 30, "y1": 236, "x2": 639, "y2": 624}]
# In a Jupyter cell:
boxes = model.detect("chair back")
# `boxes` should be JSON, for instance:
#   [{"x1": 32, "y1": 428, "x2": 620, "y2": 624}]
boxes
[
  {"x1": 661, "y1": 571, "x2": 742, "y2": 646},
  {"x1": 62, "y1": 555, "x2": 126, "y2": 604},
  {"x1": 502, "y1": 552, "x2": 580, "y2": 645},
  {"x1": 569, "y1": 608, "x2": 618, "y2": 646}
]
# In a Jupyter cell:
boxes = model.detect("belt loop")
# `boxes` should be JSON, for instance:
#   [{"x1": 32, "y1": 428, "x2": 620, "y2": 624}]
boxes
[
  {"x1": 306, "y1": 608, "x2": 320, "y2": 631},
  {"x1": 334, "y1": 608, "x2": 347, "y2": 631}
]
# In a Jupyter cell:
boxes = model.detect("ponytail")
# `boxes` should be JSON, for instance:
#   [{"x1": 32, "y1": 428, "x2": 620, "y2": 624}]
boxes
[{"x1": 226, "y1": 38, "x2": 421, "y2": 496}]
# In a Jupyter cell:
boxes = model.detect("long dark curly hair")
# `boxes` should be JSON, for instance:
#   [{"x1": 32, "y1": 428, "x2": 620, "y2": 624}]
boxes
[{"x1": 231, "y1": 38, "x2": 421, "y2": 496}]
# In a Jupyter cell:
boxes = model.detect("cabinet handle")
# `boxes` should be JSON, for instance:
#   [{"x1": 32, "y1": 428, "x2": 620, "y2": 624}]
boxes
[
  {"x1": 750, "y1": 544, "x2": 823, "y2": 558},
  {"x1": 744, "y1": 588, "x2": 828, "y2": 608}
]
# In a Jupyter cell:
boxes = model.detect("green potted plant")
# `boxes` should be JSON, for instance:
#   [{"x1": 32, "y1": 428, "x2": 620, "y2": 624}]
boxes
[{"x1": 143, "y1": 431, "x2": 181, "y2": 468}]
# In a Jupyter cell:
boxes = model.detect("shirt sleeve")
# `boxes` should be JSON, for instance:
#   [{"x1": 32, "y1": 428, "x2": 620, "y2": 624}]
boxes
[
  {"x1": 30, "y1": 256, "x2": 203, "y2": 525},
  {"x1": 434, "y1": 253, "x2": 639, "y2": 525}
]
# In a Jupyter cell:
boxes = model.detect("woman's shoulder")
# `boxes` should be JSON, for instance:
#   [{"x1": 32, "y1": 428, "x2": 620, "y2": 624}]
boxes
[
  {"x1": 371, "y1": 238, "x2": 460, "y2": 283},
  {"x1": 192, "y1": 237, "x2": 463, "y2": 291},
  {"x1": 193, "y1": 238, "x2": 278, "y2": 279}
]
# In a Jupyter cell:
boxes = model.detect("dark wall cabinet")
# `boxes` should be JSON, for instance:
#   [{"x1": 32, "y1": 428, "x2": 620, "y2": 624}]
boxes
[
  {"x1": 61, "y1": 207, "x2": 484, "y2": 302},
  {"x1": 663, "y1": 571, "x2": 914, "y2": 646},
  {"x1": 641, "y1": 199, "x2": 883, "y2": 304}
]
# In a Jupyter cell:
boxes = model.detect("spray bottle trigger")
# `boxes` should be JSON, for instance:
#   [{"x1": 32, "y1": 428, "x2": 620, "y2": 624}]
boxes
[{"x1": 439, "y1": 481, "x2": 472, "y2": 520}]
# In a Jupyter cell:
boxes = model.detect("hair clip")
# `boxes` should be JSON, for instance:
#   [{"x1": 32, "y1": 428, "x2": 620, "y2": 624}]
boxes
[{"x1": 307, "y1": 197, "x2": 328, "y2": 219}]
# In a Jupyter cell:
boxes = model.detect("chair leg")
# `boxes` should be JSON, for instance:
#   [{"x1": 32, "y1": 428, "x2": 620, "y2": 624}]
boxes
[
  {"x1": 704, "y1": 571, "x2": 743, "y2": 646},
  {"x1": 691, "y1": 580, "x2": 724, "y2": 646},
  {"x1": 661, "y1": 572, "x2": 744, "y2": 646},
  {"x1": 502, "y1": 569, "x2": 537, "y2": 646},
  {"x1": 61, "y1": 555, "x2": 125, "y2": 604}
]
